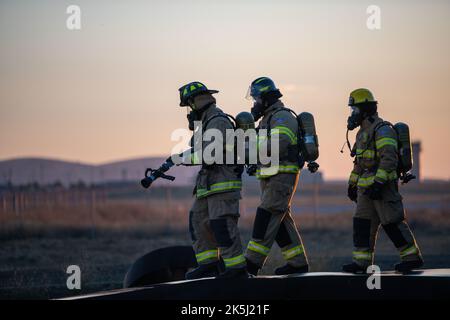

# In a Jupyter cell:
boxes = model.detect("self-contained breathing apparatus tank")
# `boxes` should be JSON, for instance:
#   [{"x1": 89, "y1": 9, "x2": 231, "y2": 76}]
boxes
[
  {"x1": 342, "y1": 121, "x2": 415, "y2": 184},
  {"x1": 298, "y1": 112, "x2": 319, "y2": 162},
  {"x1": 393, "y1": 122, "x2": 414, "y2": 183},
  {"x1": 267, "y1": 108, "x2": 320, "y2": 173}
]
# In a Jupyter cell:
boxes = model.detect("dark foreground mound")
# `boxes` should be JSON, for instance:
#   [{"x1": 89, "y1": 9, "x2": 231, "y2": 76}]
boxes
[{"x1": 63, "y1": 269, "x2": 450, "y2": 300}]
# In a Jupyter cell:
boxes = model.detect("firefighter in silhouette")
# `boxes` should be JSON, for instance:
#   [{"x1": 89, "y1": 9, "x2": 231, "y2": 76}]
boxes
[
  {"x1": 244, "y1": 77, "x2": 310, "y2": 276},
  {"x1": 174, "y1": 81, "x2": 248, "y2": 279},
  {"x1": 342, "y1": 88, "x2": 423, "y2": 273}
]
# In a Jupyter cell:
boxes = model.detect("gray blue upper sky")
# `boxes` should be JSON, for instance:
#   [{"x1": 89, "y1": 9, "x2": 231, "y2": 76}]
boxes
[{"x1": 1, "y1": 0, "x2": 449, "y2": 179}]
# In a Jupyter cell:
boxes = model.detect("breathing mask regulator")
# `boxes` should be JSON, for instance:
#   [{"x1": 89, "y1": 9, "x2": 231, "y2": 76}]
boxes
[
  {"x1": 340, "y1": 88, "x2": 378, "y2": 156},
  {"x1": 185, "y1": 94, "x2": 218, "y2": 131},
  {"x1": 248, "y1": 91, "x2": 283, "y2": 121},
  {"x1": 339, "y1": 106, "x2": 363, "y2": 156},
  {"x1": 341, "y1": 104, "x2": 377, "y2": 156},
  {"x1": 178, "y1": 81, "x2": 219, "y2": 131},
  {"x1": 246, "y1": 77, "x2": 282, "y2": 121},
  {"x1": 347, "y1": 106, "x2": 364, "y2": 131},
  {"x1": 250, "y1": 97, "x2": 264, "y2": 122},
  {"x1": 186, "y1": 102, "x2": 202, "y2": 131}
]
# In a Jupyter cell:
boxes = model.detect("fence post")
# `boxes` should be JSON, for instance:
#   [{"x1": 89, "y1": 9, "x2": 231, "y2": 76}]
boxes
[{"x1": 90, "y1": 188, "x2": 97, "y2": 239}]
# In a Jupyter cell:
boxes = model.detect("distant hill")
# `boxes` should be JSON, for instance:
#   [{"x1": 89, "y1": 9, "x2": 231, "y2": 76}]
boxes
[
  {"x1": 0, "y1": 157, "x2": 198, "y2": 187},
  {"x1": 0, "y1": 157, "x2": 323, "y2": 186}
]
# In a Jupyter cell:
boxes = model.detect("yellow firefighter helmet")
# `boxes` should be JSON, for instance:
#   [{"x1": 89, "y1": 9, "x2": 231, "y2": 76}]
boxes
[{"x1": 348, "y1": 88, "x2": 377, "y2": 106}]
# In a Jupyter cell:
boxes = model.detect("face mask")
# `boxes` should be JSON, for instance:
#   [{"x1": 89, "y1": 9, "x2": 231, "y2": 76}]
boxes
[
  {"x1": 250, "y1": 97, "x2": 265, "y2": 121},
  {"x1": 187, "y1": 109, "x2": 201, "y2": 131},
  {"x1": 188, "y1": 98, "x2": 197, "y2": 111},
  {"x1": 190, "y1": 94, "x2": 215, "y2": 112},
  {"x1": 347, "y1": 106, "x2": 363, "y2": 130}
]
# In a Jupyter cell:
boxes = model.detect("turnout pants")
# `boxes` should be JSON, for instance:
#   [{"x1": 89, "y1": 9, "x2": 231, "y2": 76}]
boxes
[
  {"x1": 189, "y1": 191, "x2": 246, "y2": 269},
  {"x1": 353, "y1": 181, "x2": 422, "y2": 267},
  {"x1": 245, "y1": 173, "x2": 308, "y2": 268}
]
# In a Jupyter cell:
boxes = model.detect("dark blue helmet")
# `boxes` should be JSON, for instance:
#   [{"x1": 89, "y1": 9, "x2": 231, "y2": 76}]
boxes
[
  {"x1": 179, "y1": 81, "x2": 219, "y2": 106},
  {"x1": 246, "y1": 77, "x2": 278, "y2": 100}
]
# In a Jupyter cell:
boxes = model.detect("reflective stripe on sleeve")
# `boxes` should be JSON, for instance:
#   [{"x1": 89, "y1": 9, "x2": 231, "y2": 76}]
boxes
[
  {"x1": 270, "y1": 126, "x2": 298, "y2": 145},
  {"x1": 357, "y1": 175, "x2": 375, "y2": 188},
  {"x1": 375, "y1": 169, "x2": 398, "y2": 183},
  {"x1": 376, "y1": 137, "x2": 398, "y2": 150},
  {"x1": 349, "y1": 172, "x2": 359, "y2": 185},
  {"x1": 356, "y1": 149, "x2": 375, "y2": 159}
]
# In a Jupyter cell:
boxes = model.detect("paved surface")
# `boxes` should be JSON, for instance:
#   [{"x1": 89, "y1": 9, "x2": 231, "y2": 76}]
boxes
[{"x1": 62, "y1": 269, "x2": 450, "y2": 300}]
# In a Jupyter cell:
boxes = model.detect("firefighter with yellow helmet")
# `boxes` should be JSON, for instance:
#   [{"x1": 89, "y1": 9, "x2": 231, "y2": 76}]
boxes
[{"x1": 342, "y1": 88, "x2": 424, "y2": 273}]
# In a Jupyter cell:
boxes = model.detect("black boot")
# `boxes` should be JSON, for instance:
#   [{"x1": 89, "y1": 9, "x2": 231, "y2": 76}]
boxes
[
  {"x1": 395, "y1": 257, "x2": 424, "y2": 273},
  {"x1": 342, "y1": 262, "x2": 367, "y2": 274},
  {"x1": 216, "y1": 267, "x2": 249, "y2": 279},
  {"x1": 246, "y1": 259, "x2": 260, "y2": 276},
  {"x1": 275, "y1": 264, "x2": 309, "y2": 275},
  {"x1": 185, "y1": 261, "x2": 219, "y2": 280}
]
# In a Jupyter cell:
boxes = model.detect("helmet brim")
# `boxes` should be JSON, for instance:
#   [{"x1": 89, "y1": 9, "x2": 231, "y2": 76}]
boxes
[
  {"x1": 348, "y1": 100, "x2": 378, "y2": 107},
  {"x1": 179, "y1": 90, "x2": 219, "y2": 107}
]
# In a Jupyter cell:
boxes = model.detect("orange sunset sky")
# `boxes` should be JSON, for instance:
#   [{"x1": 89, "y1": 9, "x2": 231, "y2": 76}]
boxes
[{"x1": 1, "y1": 0, "x2": 449, "y2": 180}]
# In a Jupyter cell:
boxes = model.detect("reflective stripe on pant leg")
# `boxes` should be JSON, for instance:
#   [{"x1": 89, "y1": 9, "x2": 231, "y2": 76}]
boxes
[
  {"x1": 282, "y1": 245, "x2": 304, "y2": 260},
  {"x1": 353, "y1": 192, "x2": 378, "y2": 266},
  {"x1": 207, "y1": 195, "x2": 245, "y2": 269},
  {"x1": 213, "y1": 216, "x2": 246, "y2": 269},
  {"x1": 247, "y1": 240, "x2": 270, "y2": 256},
  {"x1": 223, "y1": 254, "x2": 246, "y2": 268},
  {"x1": 191, "y1": 197, "x2": 218, "y2": 264},
  {"x1": 396, "y1": 224, "x2": 421, "y2": 261},
  {"x1": 380, "y1": 209, "x2": 420, "y2": 261},
  {"x1": 280, "y1": 212, "x2": 308, "y2": 267},
  {"x1": 196, "y1": 249, "x2": 219, "y2": 264},
  {"x1": 352, "y1": 250, "x2": 373, "y2": 262},
  {"x1": 400, "y1": 245, "x2": 419, "y2": 259},
  {"x1": 196, "y1": 180, "x2": 242, "y2": 198}
]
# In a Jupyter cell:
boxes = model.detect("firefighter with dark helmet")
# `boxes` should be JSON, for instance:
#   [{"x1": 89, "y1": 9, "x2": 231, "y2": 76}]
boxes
[
  {"x1": 343, "y1": 88, "x2": 424, "y2": 273},
  {"x1": 175, "y1": 81, "x2": 248, "y2": 279},
  {"x1": 244, "y1": 77, "x2": 310, "y2": 276}
]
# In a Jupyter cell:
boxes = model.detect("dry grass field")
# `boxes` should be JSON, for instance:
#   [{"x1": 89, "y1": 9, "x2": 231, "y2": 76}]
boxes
[{"x1": 1, "y1": 182, "x2": 449, "y2": 299}]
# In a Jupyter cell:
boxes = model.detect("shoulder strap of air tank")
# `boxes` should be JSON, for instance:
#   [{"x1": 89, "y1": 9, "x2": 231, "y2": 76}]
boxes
[
  {"x1": 203, "y1": 113, "x2": 236, "y2": 130},
  {"x1": 372, "y1": 121, "x2": 395, "y2": 142},
  {"x1": 372, "y1": 121, "x2": 397, "y2": 159},
  {"x1": 266, "y1": 107, "x2": 298, "y2": 133},
  {"x1": 353, "y1": 121, "x2": 393, "y2": 158}
]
